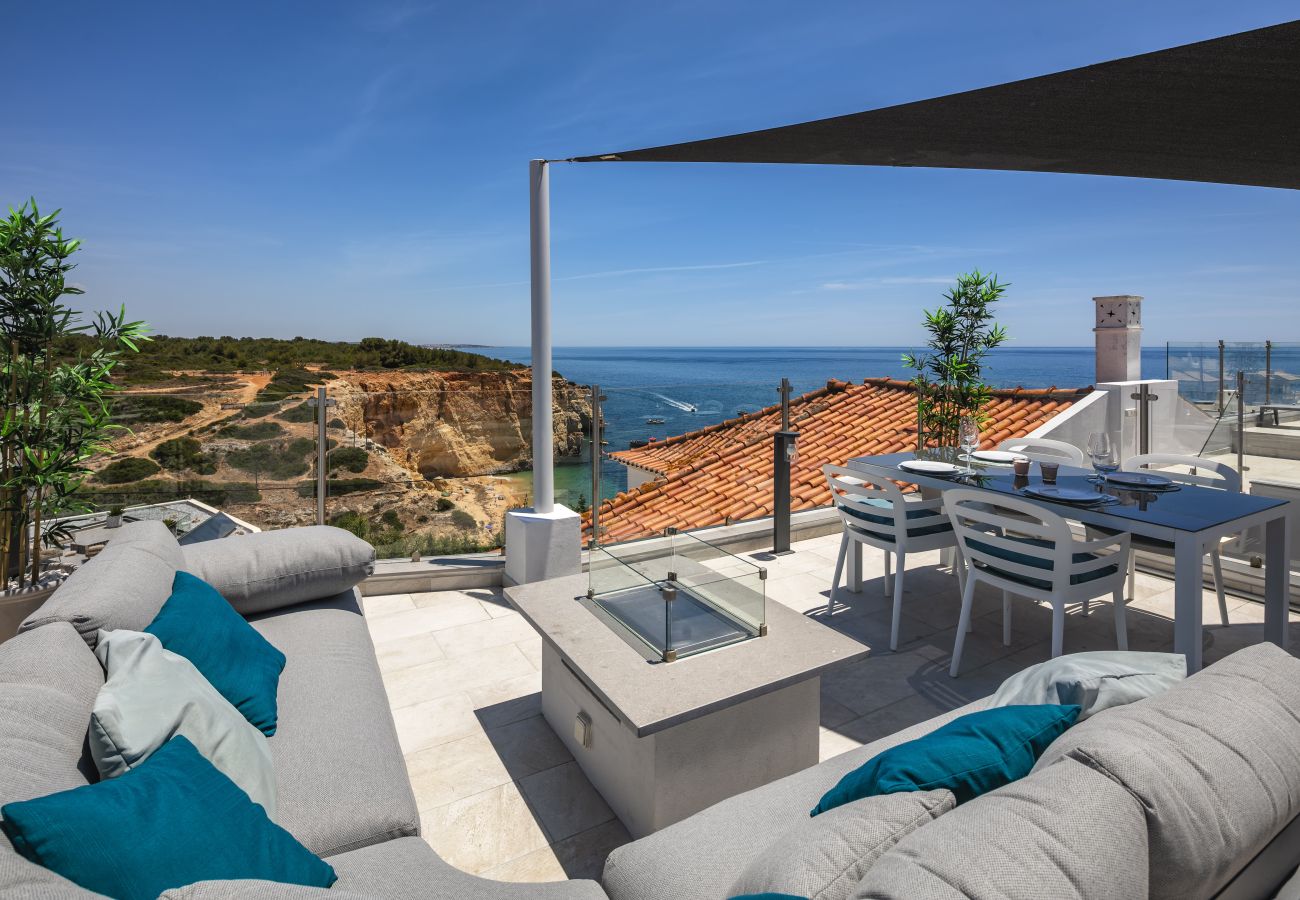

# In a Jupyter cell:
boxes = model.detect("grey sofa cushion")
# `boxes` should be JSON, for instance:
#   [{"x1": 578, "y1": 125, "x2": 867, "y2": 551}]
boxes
[
  {"x1": 161, "y1": 836, "x2": 609, "y2": 899},
  {"x1": 853, "y1": 757, "x2": 1148, "y2": 899},
  {"x1": 602, "y1": 699, "x2": 989, "y2": 900},
  {"x1": 1033, "y1": 642, "x2": 1300, "y2": 900},
  {"x1": 91, "y1": 629, "x2": 277, "y2": 817},
  {"x1": 182, "y1": 526, "x2": 375, "y2": 616},
  {"x1": 0, "y1": 622, "x2": 105, "y2": 898},
  {"x1": 991, "y1": 650, "x2": 1185, "y2": 720},
  {"x1": 248, "y1": 590, "x2": 419, "y2": 858},
  {"x1": 731, "y1": 790, "x2": 955, "y2": 900},
  {"x1": 20, "y1": 520, "x2": 182, "y2": 648}
]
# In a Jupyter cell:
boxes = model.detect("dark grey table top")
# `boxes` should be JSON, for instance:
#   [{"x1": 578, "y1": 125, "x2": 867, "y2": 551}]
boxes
[{"x1": 846, "y1": 451, "x2": 1287, "y2": 537}]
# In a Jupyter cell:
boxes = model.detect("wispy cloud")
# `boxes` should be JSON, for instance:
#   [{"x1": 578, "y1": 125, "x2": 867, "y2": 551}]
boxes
[
  {"x1": 821, "y1": 275, "x2": 953, "y2": 290},
  {"x1": 359, "y1": 2, "x2": 438, "y2": 33},
  {"x1": 303, "y1": 67, "x2": 402, "y2": 168}
]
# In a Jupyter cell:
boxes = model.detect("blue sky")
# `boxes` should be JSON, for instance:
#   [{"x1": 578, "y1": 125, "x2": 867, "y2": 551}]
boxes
[{"x1": 4, "y1": 2, "x2": 1298, "y2": 348}]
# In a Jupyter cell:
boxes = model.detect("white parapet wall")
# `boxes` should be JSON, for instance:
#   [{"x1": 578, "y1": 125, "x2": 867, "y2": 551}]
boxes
[{"x1": 1031, "y1": 380, "x2": 1217, "y2": 461}]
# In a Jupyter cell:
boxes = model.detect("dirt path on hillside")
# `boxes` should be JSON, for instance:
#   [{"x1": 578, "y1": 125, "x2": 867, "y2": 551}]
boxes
[{"x1": 111, "y1": 372, "x2": 273, "y2": 459}]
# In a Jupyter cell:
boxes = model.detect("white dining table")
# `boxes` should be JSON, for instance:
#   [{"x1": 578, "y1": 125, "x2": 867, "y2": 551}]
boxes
[{"x1": 844, "y1": 452, "x2": 1292, "y2": 672}]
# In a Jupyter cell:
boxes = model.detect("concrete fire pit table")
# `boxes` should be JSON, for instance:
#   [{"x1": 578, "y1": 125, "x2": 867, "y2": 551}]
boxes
[{"x1": 505, "y1": 572, "x2": 869, "y2": 838}]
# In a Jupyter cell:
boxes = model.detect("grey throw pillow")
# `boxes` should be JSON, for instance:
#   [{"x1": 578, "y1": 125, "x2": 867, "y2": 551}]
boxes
[
  {"x1": 91, "y1": 629, "x2": 277, "y2": 817},
  {"x1": 992, "y1": 650, "x2": 1185, "y2": 720},
  {"x1": 730, "y1": 790, "x2": 955, "y2": 900},
  {"x1": 180, "y1": 526, "x2": 375, "y2": 616},
  {"x1": 20, "y1": 520, "x2": 182, "y2": 648}
]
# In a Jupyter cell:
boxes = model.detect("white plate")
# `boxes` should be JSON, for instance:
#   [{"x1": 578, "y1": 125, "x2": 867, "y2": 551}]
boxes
[
  {"x1": 1022, "y1": 485, "x2": 1107, "y2": 504},
  {"x1": 898, "y1": 460, "x2": 962, "y2": 477},
  {"x1": 1105, "y1": 471, "x2": 1174, "y2": 489},
  {"x1": 969, "y1": 450, "x2": 1022, "y2": 464}
]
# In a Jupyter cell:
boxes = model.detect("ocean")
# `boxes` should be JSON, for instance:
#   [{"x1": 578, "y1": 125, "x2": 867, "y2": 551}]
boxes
[{"x1": 492, "y1": 346, "x2": 1171, "y2": 506}]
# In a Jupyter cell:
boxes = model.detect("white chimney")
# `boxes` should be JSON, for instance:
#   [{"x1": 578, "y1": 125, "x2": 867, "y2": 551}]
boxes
[{"x1": 1093, "y1": 295, "x2": 1143, "y2": 384}]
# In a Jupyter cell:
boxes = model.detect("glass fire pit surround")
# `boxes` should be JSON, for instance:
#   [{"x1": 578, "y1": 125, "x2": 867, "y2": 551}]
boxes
[{"x1": 584, "y1": 530, "x2": 766, "y2": 662}]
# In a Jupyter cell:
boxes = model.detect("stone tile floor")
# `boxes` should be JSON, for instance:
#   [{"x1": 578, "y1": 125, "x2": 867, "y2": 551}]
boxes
[{"x1": 361, "y1": 532, "x2": 1300, "y2": 883}]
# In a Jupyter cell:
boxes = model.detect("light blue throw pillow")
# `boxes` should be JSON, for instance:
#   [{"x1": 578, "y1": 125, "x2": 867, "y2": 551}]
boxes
[
  {"x1": 91, "y1": 629, "x2": 277, "y2": 817},
  {"x1": 146, "y1": 571, "x2": 286, "y2": 736},
  {"x1": 990, "y1": 650, "x2": 1186, "y2": 720},
  {"x1": 811, "y1": 704, "x2": 1080, "y2": 816},
  {"x1": 1, "y1": 736, "x2": 334, "y2": 900}
]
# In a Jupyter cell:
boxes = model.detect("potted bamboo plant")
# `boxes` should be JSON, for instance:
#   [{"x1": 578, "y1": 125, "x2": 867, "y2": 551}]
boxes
[
  {"x1": 0, "y1": 201, "x2": 148, "y2": 637},
  {"x1": 105, "y1": 505, "x2": 125, "y2": 528},
  {"x1": 903, "y1": 270, "x2": 1009, "y2": 451}
]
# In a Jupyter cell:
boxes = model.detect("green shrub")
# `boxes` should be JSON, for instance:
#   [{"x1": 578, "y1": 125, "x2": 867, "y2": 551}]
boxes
[
  {"x1": 435, "y1": 497, "x2": 454, "y2": 512},
  {"x1": 111, "y1": 395, "x2": 203, "y2": 425},
  {"x1": 80, "y1": 479, "x2": 261, "y2": 507},
  {"x1": 218, "y1": 421, "x2": 284, "y2": 440},
  {"x1": 328, "y1": 510, "x2": 369, "y2": 539},
  {"x1": 225, "y1": 439, "x2": 312, "y2": 479},
  {"x1": 150, "y1": 438, "x2": 217, "y2": 474},
  {"x1": 96, "y1": 457, "x2": 162, "y2": 484},
  {"x1": 380, "y1": 509, "x2": 402, "y2": 530},
  {"x1": 255, "y1": 367, "x2": 325, "y2": 403},
  {"x1": 277, "y1": 401, "x2": 316, "y2": 423},
  {"x1": 369, "y1": 530, "x2": 504, "y2": 559},
  {"x1": 450, "y1": 509, "x2": 477, "y2": 530},
  {"x1": 329, "y1": 447, "x2": 369, "y2": 473}
]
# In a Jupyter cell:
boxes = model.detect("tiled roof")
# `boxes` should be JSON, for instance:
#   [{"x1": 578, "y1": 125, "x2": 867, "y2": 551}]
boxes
[{"x1": 591, "y1": 377, "x2": 1089, "y2": 543}]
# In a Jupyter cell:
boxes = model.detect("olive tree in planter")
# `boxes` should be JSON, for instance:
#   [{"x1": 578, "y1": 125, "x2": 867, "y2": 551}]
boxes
[
  {"x1": 0, "y1": 201, "x2": 149, "y2": 592},
  {"x1": 902, "y1": 271, "x2": 1008, "y2": 450}
]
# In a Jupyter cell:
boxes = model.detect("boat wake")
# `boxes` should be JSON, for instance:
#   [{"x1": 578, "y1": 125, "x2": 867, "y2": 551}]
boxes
[{"x1": 650, "y1": 393, "x2": 698, "y2": 413}]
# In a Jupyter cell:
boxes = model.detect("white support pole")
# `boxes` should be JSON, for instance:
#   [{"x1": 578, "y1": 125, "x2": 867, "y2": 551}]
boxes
[{"x1": 530, "y1": 159, "x2": 555, "y2": 514}]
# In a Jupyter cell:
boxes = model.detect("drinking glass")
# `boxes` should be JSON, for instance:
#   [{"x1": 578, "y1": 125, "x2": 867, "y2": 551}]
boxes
[
  {"x1": 958, "y1": 417, "x2": 979, "y2": 474},
  {"x1": 1087, "y1": 432, "x2": 1119, "y2": 482}
]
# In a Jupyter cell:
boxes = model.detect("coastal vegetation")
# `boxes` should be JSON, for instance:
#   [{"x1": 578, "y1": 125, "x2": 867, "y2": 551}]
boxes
[
  {"x1": 66, "y1": 334, "x2": 517, "y2": 383},
  {"x1": 96, "y1": 457, "x2": 162, "y2": 484},
  {"x1": 111, "y1": 394, "x2": 202, "y2": 424}
]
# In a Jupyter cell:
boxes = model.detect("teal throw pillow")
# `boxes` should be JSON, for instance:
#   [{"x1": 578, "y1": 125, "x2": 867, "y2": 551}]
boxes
[
  {"x1": 1, "y1": 736, "x2": 334, "y2": 899},
  {"x1": 811, "y1": 704, "x2": 1080, "y2": 816},
  {"x1": 146, "y1": 571, "x2": 286, "y2": 736}
]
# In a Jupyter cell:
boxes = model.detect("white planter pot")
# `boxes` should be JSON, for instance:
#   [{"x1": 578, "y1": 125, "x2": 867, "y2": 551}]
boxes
[{"x1": 105, "y1": 514, "x2": 123, "y2": 528}]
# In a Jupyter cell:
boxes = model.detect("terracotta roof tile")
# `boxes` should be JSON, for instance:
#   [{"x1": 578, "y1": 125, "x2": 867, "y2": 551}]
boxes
[{"x1": 588, "y1": 378, "x2": 1090, "y2": 543}]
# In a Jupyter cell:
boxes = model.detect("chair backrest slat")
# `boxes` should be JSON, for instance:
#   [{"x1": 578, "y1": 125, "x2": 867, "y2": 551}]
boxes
[
  {"x1": 998, "y1": 437, "x2": 1086, "y2": 467},
  {"x1": 1123, "y1": 453, "x2": 1241, "y2": 492}
]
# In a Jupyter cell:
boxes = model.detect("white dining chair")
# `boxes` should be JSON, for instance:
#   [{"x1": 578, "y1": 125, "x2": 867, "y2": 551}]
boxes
[
  {"x1": 944, "y1": 488, "x2": 1131, "y2": 677},
  {"x1": 823, "y1": 465, "x2": 963, "y2": 651},
  {"x1": 1116, "y1": 453, "x2": 1241, "y2": 626},
  {"x1": 998, "y1": 437, "x2": 1087, "y2": 467}
]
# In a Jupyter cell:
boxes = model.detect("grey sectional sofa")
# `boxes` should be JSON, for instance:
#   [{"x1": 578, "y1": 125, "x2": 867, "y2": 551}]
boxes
[
  {"x1": 0, "y1": 521, "x2": 606, "y2": 899},
  {"x1": 603, "y1": 640, "x2": 1300, "y2": 900}
]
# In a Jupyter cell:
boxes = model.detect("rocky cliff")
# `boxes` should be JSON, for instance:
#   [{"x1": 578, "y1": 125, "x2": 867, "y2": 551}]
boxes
[{"x1": 331, "y1": 370, "x2": 591, "y2": 478}]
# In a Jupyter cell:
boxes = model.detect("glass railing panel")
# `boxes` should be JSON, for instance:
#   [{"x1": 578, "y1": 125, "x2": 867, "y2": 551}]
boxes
[
  {"x1": 669, "y1": 529, "x2": 766, "y2": 634},
  {"x1": 587, "y1": 380, "x2": 797, "y2": 546}
]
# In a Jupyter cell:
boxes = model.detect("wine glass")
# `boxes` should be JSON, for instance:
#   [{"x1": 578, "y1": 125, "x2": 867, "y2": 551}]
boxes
[
  {"x1": 958, "y1": 416, "x2": 979, "y2": 474},
  {"x1": 1087, "y1": 432, "x2": 1119, "y2": 483}
]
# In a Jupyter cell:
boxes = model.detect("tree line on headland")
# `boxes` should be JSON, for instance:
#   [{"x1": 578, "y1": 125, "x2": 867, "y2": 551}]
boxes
[{"x1": 51, "y1": 334, "x2": 516, "y2": 383}]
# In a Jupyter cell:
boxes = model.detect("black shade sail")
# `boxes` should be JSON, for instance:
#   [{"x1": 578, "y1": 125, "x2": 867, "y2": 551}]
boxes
[{"x1": 569, "y1": 21, "x2": 1300, "y2": 190}]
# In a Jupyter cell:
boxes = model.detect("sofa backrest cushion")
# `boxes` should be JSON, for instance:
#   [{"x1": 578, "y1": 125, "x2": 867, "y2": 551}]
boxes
[
  {"x1": 0, "y1": 621, "x2": 105, "y2": 898},
  {"x1": 852, "y1": 757, "x2": 1148, "y2": 899},
  {"x1": 180, "y1": 526, "x2": 375, "y2": 616},
  {"x1": 20, "y1": 520, "x2": 182, "y2": 648},
  {"x1": 1032, "y1": 642, "x2": 1300, "y2": 900},
  {"x1": 731, "y1": 790, "x2": 955, "y2": 900}
]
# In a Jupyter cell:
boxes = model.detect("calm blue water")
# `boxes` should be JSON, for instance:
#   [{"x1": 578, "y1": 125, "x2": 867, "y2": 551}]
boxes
[{"x1": 493, "y1": 346, "x2": 1170, "y2": 506}]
